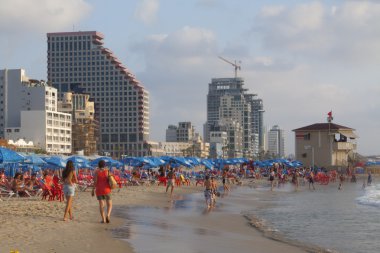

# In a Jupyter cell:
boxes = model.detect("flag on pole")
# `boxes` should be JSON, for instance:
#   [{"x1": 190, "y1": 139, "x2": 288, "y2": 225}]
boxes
[{"x1": 327, "y1": 111, "x2": 333, "y2": 122}]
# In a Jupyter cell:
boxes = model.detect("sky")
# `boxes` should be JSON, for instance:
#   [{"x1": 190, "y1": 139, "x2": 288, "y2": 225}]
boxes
[{"x1": 1, "y1": 0, "x2": 380, "y2": 156}]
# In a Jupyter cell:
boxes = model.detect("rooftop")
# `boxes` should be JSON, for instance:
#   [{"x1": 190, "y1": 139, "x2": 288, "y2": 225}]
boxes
[{"x1": 293, "y1": 123, "x2": 354, "y2": 132}]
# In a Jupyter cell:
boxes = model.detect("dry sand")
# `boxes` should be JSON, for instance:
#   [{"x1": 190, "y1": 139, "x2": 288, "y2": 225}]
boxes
[{"x1": 0, "y1": 182, "x2": 308, "y2": 253}]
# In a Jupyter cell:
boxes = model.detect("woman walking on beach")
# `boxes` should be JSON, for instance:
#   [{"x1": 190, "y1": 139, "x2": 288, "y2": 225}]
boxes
[
  {"x1": 92, "y1": 160, "x2": 113, "y2": 223},
  {"x1": 62, "y1": 160, "x2": 78, "y2": 221}
]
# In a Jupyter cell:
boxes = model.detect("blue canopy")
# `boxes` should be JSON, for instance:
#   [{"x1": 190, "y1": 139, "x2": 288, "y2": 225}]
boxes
[
  {"x1": 90, "y1": 156, "x2": 123, "y2": 168},
  {"x1": 42, "y1": 156, "x2": 66, "y2": 169},
  {"x1": 23, "y1": 154, "x2": 47, "y2": 166},
  {"x1": 160, "y1": 156, "x2": 193, "y2": 168},
  {"x1": 0, "y1": 147, "x2": 24, "y2": 164},
  {"x1": 67, "y1": 155, "x2": 92, "y2": 169}
]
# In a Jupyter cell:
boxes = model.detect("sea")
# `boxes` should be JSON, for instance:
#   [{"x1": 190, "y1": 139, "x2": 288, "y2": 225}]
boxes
[{"x1": 114, "y1": 179, "x2": 380, "y2": 253}]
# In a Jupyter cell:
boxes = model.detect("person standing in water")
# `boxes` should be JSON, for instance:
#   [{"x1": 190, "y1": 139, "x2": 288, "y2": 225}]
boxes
[
  {"x1": 269, "y1": 168, "x2": 275, "y2": 191},
  {"x1": 367, "y1": 171, "x2": 372, "y2": 186}
]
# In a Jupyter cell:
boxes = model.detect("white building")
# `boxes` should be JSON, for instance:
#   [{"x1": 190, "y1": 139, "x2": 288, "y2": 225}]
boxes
[
  {"x1": 209, "y1": 130, "x2": 228, "y2": 158},
  {"x1": 0, "y1": 69, "x2": 72, "y2": 154},
  {"x1": 268, "y1": 125, "x2": 285, "y2": 158}
]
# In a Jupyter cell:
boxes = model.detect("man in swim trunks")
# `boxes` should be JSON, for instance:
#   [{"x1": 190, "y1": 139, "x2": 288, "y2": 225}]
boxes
[{"x1": 166, "y1": 167, "x2": 175, "y2": 197}]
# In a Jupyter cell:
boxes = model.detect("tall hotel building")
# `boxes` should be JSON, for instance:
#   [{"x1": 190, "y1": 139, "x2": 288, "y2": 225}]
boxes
[
  {"x1": 205, "y1": 77, "x2": 264, "y2": 158},
  {"x1": 47, "y1": 31, "x2": 149, "y2": 158}
]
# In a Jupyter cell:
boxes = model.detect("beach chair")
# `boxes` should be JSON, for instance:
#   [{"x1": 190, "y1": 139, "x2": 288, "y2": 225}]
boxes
[
  {"x1": 0, "y1": 186, "x2": 16, "y2": 200},
  {"x1": 51, "y1": 181, "x2": 64, "y2": 202}
]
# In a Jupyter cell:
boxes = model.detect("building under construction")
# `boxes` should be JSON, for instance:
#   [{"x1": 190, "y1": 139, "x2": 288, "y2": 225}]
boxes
[{"x1": 58, "y1": 92, "x2": 98, "y2": 156}]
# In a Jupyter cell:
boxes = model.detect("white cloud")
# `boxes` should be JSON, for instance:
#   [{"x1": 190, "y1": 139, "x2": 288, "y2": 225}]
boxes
[
  {"x1": 0, "y1": 0, "x2": 92, "y2": 33},
  {"x1": 134, "y1": 0, "x2": 159, "y2": 25},
  {"x1": 259, "y1": 5, "x2": 285, "y2": 17},
  {"x1": 254, "y1": 1, "x2": 380, "y2": 64}
]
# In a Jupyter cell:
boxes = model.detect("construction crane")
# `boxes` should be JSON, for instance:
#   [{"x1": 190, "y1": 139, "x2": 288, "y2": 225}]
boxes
[{"x1": 218, "y1": 56, "x2": 241, "y2": 78}]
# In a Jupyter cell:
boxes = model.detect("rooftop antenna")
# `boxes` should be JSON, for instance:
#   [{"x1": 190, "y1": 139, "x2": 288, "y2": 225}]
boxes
[{"x1": 218, "y1": 56, "x2": 241, "y2": 78}]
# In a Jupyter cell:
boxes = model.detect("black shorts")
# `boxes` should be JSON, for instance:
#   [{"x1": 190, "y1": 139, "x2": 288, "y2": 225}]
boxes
[
  {"x1": 269, "y1": 176, "x2": 274, "y2": 181},
  {"x1": 222, "y1": 178, "x2": 226, "y2": 184}
]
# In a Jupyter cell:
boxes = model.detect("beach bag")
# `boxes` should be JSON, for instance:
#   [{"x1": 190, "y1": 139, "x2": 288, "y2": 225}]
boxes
[{"x1": 108, "y1": 170, "x2": 118, "y2": 190}]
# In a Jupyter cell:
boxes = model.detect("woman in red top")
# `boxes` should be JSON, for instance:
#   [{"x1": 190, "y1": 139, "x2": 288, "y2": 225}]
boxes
[{"x1": 92, "y1": 160, "x2": 112, "y2": 223}]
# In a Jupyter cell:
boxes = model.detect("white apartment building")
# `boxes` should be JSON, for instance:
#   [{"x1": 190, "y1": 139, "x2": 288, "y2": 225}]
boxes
[
  {"x1": 268, "y1": 125, "x2": 285, "y2": 158},
  {"x1": 0, "y1": 69, "x2": 72, "y2": 154}
]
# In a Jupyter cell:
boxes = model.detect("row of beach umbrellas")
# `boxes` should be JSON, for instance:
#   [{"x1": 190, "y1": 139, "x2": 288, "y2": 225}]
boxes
[{"x1": 0, "y1": 146, "x2": 304, "y2": 177}]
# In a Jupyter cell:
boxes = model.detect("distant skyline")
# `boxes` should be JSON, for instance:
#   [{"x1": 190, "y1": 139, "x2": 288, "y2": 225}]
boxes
[{"x1": 1, "y1": 0, "x2": 379, "y2": 156}]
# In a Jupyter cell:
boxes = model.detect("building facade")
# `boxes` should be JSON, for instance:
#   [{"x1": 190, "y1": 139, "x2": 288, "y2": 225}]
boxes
[
  {"x1": 1, "y1": 69, "x2": 72, "y2": 154},
  {"x1": 58, "y1": 92, "x2": 98, "y2": 155},
  {"x1": 293, "y1": 123, "x2": 357, "y2": 168},
  {"x1": 205, "y1": 77, "x2": 264, "y2": 158},
  {"x1": 47, "y1": 31, "x2": 149, "y2": 158},
  {"x1": 268, "y1": 125, "x2": 285, "y2": 158},
  {"x1": 165, "y1": 122, "x2": 195, "y2": 143},
  {"x1": 165, "y1": 125, "x2": 178, "y2": 142}
]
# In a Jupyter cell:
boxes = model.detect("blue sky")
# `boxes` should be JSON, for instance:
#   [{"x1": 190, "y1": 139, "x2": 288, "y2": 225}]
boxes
[{"x1": 1, "y1": 0, "x2": 380, "y2": 156}]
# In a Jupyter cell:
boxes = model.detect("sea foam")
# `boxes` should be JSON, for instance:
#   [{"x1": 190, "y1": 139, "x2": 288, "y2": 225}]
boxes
[{"x1": 357, "y1": 184, "x2": 380, "y2": 207}]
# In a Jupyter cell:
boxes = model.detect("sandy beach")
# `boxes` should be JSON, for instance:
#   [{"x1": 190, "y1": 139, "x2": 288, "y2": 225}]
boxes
[{"x1": 0, "y1": 182, "x2": 310, "y2": 253}]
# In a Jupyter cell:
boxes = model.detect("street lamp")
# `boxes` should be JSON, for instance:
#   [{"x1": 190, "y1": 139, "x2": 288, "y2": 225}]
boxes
[{"x1": 304, "y1": 145, "x2": 314, "y2": 169}]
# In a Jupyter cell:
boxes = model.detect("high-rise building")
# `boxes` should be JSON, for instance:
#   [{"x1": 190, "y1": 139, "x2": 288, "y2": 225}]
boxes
[
  {"x1": 245, "y1": 94, "x2": 265, "y2": 153},
  {"x1": 205, "y1": 77, "x2": 264, "y2": 158},
  {"x1": 47, "y1": 31, "x2": 149, "y2": 158},
  {"x1": 0, "y1": 69, "x2": 72, "y2": 154},
  {"x1": 268, "y1": 125, "x2": 285, "y2": 158}
]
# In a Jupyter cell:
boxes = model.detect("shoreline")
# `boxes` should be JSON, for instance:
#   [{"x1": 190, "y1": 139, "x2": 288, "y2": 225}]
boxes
[{"x1": 0, "y1": 179, "x2": 352, "y2": 253}]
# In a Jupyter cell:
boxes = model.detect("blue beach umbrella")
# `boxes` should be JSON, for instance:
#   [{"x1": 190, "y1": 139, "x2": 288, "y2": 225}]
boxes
[
  {"x1": 0, "y1": 147, "x2": 25, "y2": 163},
  {"x1": 42, "y1": 156, "x2": 67, "y2": 169},
  {"x1": 67, "y1": 155, "x2": 91, "y2": 168},
  {"x1": 24, "y1": 154, "x2": 47, "y2": 166},
  {"x1": 91, "y1": 156, "x2": 122, "y2": 168}
]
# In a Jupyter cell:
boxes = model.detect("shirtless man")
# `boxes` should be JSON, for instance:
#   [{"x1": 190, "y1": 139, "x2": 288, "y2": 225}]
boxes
[
  {"x1": 210, "y1": 176, "x2": 218, "y2": 207},
  {"x1": 204, "y1": 175, "x2": 213, "y2": 208},
  {"x1": 165, "y1": 167, "x2": 175, "y2": 197}
]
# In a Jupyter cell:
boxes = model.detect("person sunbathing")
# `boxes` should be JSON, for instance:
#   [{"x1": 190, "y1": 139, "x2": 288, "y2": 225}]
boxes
[{"x1": 12, "y1": 173, "x2": 29, "y2": 196}]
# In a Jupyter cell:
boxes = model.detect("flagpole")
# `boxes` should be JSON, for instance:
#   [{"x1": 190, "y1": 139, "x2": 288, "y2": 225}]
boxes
[{"x1": 328, "y1": 111, "x2": 332, "y2": 168}]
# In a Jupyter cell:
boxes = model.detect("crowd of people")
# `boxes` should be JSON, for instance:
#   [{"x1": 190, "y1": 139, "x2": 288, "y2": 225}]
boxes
[{"x1": 0, "y1": 160, "x2": 375, "y2": 220}]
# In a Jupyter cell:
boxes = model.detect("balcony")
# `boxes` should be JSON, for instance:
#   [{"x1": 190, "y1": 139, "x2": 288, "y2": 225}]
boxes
[{"x1": 333, "y1": 142, "x2": 355, "y2": 151}]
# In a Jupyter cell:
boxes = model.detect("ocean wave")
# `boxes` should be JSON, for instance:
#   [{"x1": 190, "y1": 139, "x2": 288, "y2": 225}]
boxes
[
  {"x1": 357, "y1": 184, "x2": 380, "y2": 207},
  {"x1": 242, "y1": 212, "x2": 340, "y2": 253}
]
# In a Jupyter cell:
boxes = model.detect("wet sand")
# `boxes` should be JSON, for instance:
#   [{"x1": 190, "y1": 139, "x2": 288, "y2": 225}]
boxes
[{"x1": 0, "y1": 181, "x2": 310, "y2": 253}]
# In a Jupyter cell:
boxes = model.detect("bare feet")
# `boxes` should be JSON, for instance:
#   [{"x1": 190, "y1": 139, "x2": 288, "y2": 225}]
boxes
[{"x1": 106, "y1": 216, "x2": 110, "y2": 223}]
